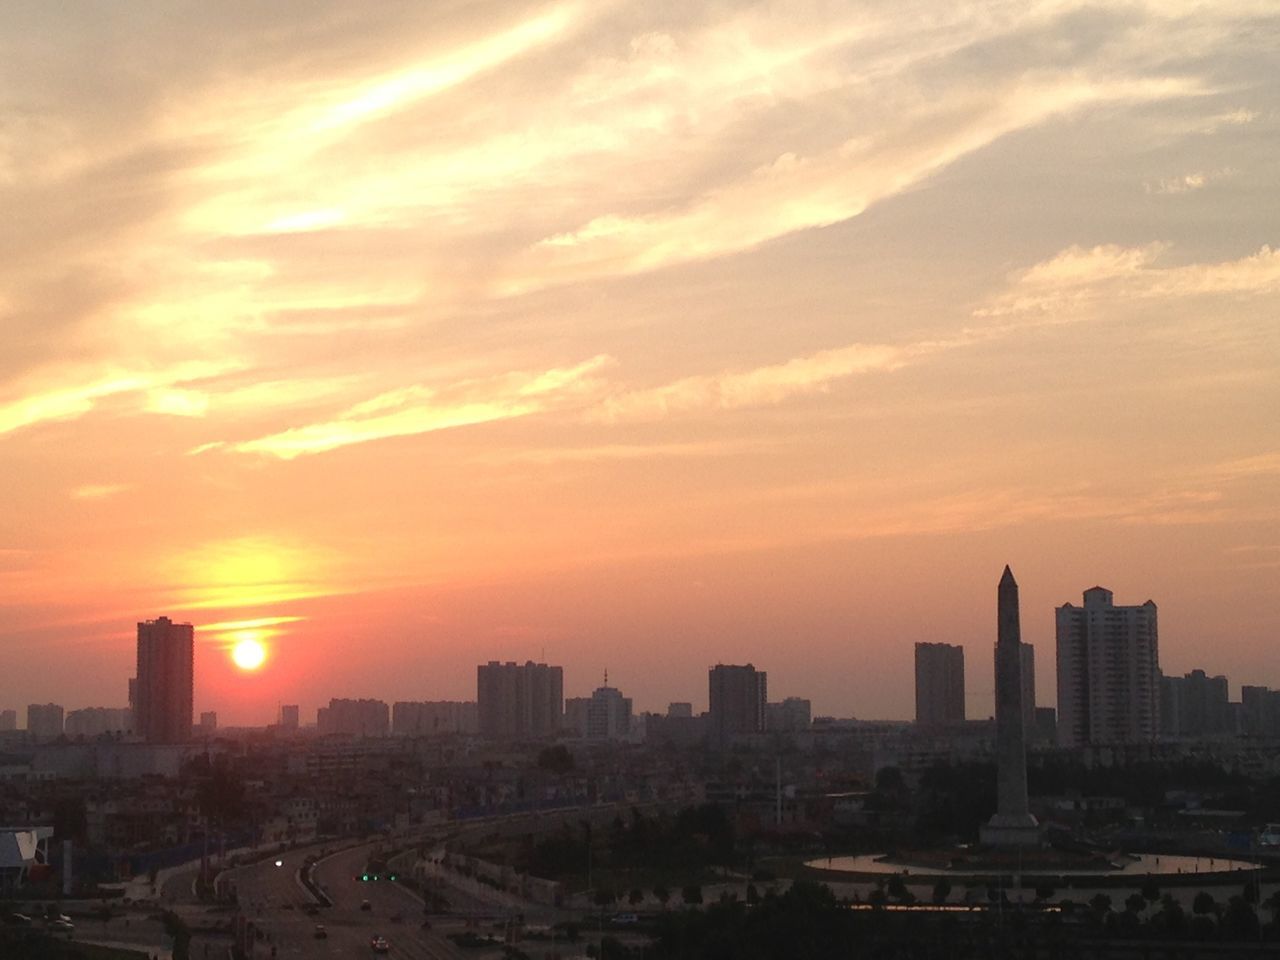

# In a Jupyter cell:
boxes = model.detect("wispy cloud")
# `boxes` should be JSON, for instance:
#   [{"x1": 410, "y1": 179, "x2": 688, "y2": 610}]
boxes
[
  {"x1": 70, "y1": 484, "x2": 130, "y2": 501},
  {"x1": 209, "y1": 355, "x2": 614, "y2": 459}
]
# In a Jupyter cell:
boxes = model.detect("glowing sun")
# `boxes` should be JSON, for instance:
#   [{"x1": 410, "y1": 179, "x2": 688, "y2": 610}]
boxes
[{"x1": 231, "y1": 637, "x2": 267, "y2": 671}]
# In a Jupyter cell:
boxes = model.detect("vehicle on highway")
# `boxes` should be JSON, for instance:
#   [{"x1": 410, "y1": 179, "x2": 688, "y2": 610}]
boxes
[
  {"x1": 4, "y1": 913, "x2": 33, "y2": 926},
  {"x1": 48, "y1": 918, "x2": 75, "y2": 933},
  {"x1": 611, "y1": 913, "x2": 639, "y2": 925},
  {"x1": 371, "y1": 934, "x2": 390, "y2": 953},
  {"x1": 314, "y1": 923, "x2": 327, "y2": 939},
  {"x1": 360, "y1": 898, "x2": 372, "y2": 911}
]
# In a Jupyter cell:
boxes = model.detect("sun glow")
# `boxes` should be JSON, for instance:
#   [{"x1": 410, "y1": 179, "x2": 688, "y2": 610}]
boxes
[{"x1": 230, "y1": 634, "x2": 268, "y2": 671}]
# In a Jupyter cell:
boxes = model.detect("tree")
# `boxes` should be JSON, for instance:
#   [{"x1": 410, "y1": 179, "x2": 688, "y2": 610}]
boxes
[
  {"x1": 1124, "y1": 892, "x2": 1147, "y2": 915},
  {"x1": 1034, "y1": 881, "x2": 1055, "y2": 903},
  {"x1": 681, "y1": 883, "x2": 703, "y2": 906},
  {"x1": 1140, "y1": 876, "x2": 1161, "y2": 904},
  {"x1": 1193, "y1": 891, "x2": 1218, "y2": 916},
  {"x1": 746, "y1": 883, "x2": 760, "y2": 906},
  {"x1": 932, "y1": 877, "x2": 952, "y2": 904},
  {"x1": 886, "y1": 875, "x2": 909, "y2": 902},
  {"x1": 653, "y1": 884, "x2": 670, "y2": 910},
  {"x1": 1089, "y1": 893, "x2": 1112, "y2": 917},
  {"x1": 628, "y1": 888, "x2": 643, "y2": 907},
  {"x1": 537, "y1": 745, "x2": 574, "y2": 775}
]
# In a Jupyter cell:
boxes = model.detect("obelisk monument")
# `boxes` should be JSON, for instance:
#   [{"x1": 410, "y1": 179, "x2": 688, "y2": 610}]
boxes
[{"x1": 980, "y1": 565, "x2": 1041, "y2": 847}]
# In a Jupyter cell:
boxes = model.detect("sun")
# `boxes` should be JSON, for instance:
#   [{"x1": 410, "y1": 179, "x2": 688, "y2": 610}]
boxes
[{"x1": 231, "y1": 636, "x2": 267, "y2": 671}]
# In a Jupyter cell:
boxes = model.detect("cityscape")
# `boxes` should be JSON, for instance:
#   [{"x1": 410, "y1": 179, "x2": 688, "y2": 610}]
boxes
[{"x1": 3, "y1": 1, "x2": 1279, "y2": 959}]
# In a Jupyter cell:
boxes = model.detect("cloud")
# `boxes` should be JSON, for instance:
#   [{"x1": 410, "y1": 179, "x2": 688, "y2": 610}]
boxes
[
  {"x1": 591, "y1": 343, "x2": 910, "y2": 423},
  {"x1": 1144, "y1": 168, "x2": 1232, "y2": 194},
  {"x1": 977, "y1": 244, "x2": 1280, "y2": 318},
  {"x1": 70, "y1": 484, "x2": 130, "y2": 501},
  {"x1": 210, "y1": 355, "x2": 615, "y2": 459}
]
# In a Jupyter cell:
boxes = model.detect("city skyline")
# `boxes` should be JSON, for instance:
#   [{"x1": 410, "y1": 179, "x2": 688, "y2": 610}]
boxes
[{"x1": 1, "y1": 3, "x2": 1277, "y2": 726}]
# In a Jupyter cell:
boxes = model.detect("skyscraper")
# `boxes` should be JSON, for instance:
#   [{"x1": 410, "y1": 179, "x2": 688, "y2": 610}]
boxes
[
  {"x1": 135, "y1": 616, "x2": 194, "y2": 743},
  {"x1": 708, "y1": 663, "x2": 766, "y2": 746},
  {"x1": 914, "y1": 642, "x2": 965, "y2": 726},
  {"x1": 476, "y1": 661, "x2": 564, "y2": 739},
  {"x1": 1056, "y1": 586, "x2": 1159, "y2": 747}
]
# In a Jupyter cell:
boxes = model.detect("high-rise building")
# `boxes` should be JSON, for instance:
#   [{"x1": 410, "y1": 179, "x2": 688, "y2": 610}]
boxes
[
  {"x1": 1056, "y1": 586, "x2": 1159, "y2": 747},
  {"x1": 914, "y1": 643, "x2": 965, "y2": 726},
  {"x1": 280, "y1": 704, "x2": 300, "y2": 731},
  {"x1": 135, "y1": 616, "x2": 194, "y2": 743},
  {"x1": 766, "y1": 697, "x2": 812, "y2": 732},
  {"x1": 1241, "y1": 685, "x2": 1280, "y2": 737},
  {"x1": 1020, "y1": 642, "x2": 1036, "y2": 733},
  {"x1": 708, "y1": 663, "x2": 766, "y2": 746},
  {"x1": 0, "y1": 709, "x2": 16, "y2": 731},
  {"x1": 667, "y1": 702, "x2": 693, "y2": 718},
  {"x1": 27, "y1": 703, "x2": 65, "y2": 741},
  {"x1": 392, "y1": 700, "x2": 478, "y2": 736},
  {"x1": 1160, "y1": 669, "x2": 1230, "y2": 738},
  {"x1": 316, "y1": 698, "x2": 389, "y2": 737},
  {"x1": 64, "y1": 707, "x2": 132, "y2": 738},
  {"x1": 476, "y1": 661, "x2": 563, "y2": 739},
  {"x1": 586, "y1": 679, "x2": 632, "y2": 741},
  {"x1": 198, "y1": 710, "x2": 218, "y2": 734}
]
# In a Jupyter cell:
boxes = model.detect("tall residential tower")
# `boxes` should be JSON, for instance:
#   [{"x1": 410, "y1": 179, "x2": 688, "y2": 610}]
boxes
[
  {"x1": 914, "y1": 642, "x2": 965, "y2": 726},
  {"x1": 135, "y1": 616, "x2": 194, "y2": 743},
  {"x1": 1056, "y1": 587, "x2": 1159, "y2": 747}
]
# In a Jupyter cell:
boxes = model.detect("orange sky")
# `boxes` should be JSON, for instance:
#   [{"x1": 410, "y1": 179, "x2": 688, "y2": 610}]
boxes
[{"x1": 1, "y1": 1, "x2": 1277, "y2": 726}]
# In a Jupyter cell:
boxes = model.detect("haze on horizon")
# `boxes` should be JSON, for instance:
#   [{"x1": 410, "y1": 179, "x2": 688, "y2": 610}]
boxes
[{"x1": 1, "y1": 1, "x2": 1277, "y2": 727}]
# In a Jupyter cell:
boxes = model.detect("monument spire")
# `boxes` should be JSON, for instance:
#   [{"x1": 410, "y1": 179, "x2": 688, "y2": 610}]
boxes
[{"x1": 981, "y1": 564, "x2": 1041, "y2": 846}]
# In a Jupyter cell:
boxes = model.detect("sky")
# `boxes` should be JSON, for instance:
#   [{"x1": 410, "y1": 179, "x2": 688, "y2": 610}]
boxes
[{"x1": 1, "y1": 0, "x2": 1277, "y2": 727}]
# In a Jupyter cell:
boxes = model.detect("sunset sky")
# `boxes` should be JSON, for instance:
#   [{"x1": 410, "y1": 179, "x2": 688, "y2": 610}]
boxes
[{"x1": 2, "y1": 1, "x2": 1277, "y2": 727}]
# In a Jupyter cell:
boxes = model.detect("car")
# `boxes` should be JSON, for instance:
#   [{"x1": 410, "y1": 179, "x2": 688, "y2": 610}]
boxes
[
  {"x1": 4, "y1": 913, "x2": 33, "y2": 926},
  {"x1": 610, "y1": 913, "x2": 639, "y2": 925},
  {"x1": 360, "y1": 899, "x2": 372, "y2": 911},
  {"x1": 313, "y1": 923, "x2": 327, "y2": 939},
  {"x1": 49, "y1": 919, "x2": 75, "y2": 933},
  {"x1": 47, "y1": 913, "x2": 73, "y2": 924},
  {"x1": 371, "y1": 934, "x2": 390, "y2": 953}
]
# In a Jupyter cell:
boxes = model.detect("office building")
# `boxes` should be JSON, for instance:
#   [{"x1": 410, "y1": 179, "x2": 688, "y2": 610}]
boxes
[
  {"x1": 1056, "y1": 586, "x2": 1159, "y2": 747},
  {"x1": 667, "y1": 702, "x2": 693, "y2": 718},
  {"x1": 135, "y1": 616, "x2": 194, "y2": 743},
  {"x1": 280, "y1": 704, "x2": 300, "y2": 731},
  {"x1": 27, "y1": 703, "x2": 65, "y2": 741},
  {"x1": 708, "y1": 663, "x2": 766, "y2": 746},
  {"x1": 198, "y1": 710, "x2": 218, "y2": 734},
  {"x1": 316, "y1": 698, "x2": 389, "y2": 737},
  {"x1": 914, "y1": 642, "x2": 965, "y2": 726},
  {"x1": 476, "y1": 661, "x2": 563, "y2": 739},
  {"x1": 587, "y1": 679, "x2": 632, "y2": 741}
]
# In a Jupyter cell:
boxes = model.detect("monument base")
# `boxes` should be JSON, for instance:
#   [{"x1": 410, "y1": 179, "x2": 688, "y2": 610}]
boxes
[{"x1": 980, "y1": 814, "x2": 1042, "y2": 848}]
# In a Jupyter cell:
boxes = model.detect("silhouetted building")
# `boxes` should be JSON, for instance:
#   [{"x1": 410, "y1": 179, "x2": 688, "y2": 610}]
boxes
[
  {"x1": 709, "y1": 663, "x2": 766, "y2": 746},
  {"x1": 1160, "y1": 669, "x2": 1231, "y2": 738},
  {"x1": 27, "y1": 703, "x2": 64, "y2": 741},
  {"x1": 135, "y1": 616, "x2": 194, "y2": 743},
  {"x1": 0, "y1": 709, "x2": 16, "y2": 731},
  {"x1": 476, "y1": 661, "x2": 563, "y2": 739},
  {"x1": 766, "y1": 697, "x2": 812, "y2": 732},
  {"x1": 198, "y1": 710, "x2": 218, "y2": 734},
  {"x1": 915, "y1": 642, "x2": 965, "y2": 726},
  {"x1": 64, "y1": 707, "x2": 132, "y2": 738},
  {"x1": 667, "y1": 702, "x2": 693, "y2": 718},
  {"x1": 1056, "y1": 587, "x2": 1159, "y2": 747},
  {"x1": 391, "y1": 700, "x2": 477, "y2": 736},
  {"x1": 587, "y1": 679, "x2": 632, "y2": 741},
  {"x1": 280, "y1": 704, "x2": 300, "y2": 731},
  {"x1": 316, "y1": 698, "x2": 389, "y2": 737},
  {"x1": 1020, "y1": 642, "x2": 1036, "y2": 732},
  {"x1": 1033, "y1": 706, "x2": 1057, "y2": 745},
  {"x1": 1241, "y1": 685, "x2": 1280, "y2": 737}
]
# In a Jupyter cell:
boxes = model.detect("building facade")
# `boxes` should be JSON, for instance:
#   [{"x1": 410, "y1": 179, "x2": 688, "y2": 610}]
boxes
[
  {"x1": 476, "y1": 661, "x2": 563, "y2": 739},
  {"x1": 914, "y1": 642, "x2": 965, "y2": 726},
  {"x1": 708, "y1": 663, "x2": 766, "y2": 745},
  {"x1": 135, "y1": 616, "x2": 194, "y2": 743},
  {"x1": 1160, "y1": 669, "x2": 1231, "y2": 738},
  {"x1": 316, "y1": 698, "x2": 389, "y2": 737},
  {"x1": 1056, "y1": 587, "x2": 1159, "y2": 747},
  {"x1": 27, "y1": 703, "x2": 65, "y2": 741}
]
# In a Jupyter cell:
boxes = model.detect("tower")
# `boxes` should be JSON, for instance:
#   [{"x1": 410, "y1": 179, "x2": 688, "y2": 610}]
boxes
[
  {"x1": 708, "y1": 663, "x2": 767, "y2": 747},
  {"x1": 981, "y1": 566, "x2": 1040, "y2": 847},
  {"x1": 1056, "y1": 587, "x2": 1159, "y2": 746},
  {"x1": 136, "y1": 616, "x2": 194, "y2": 743}
]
